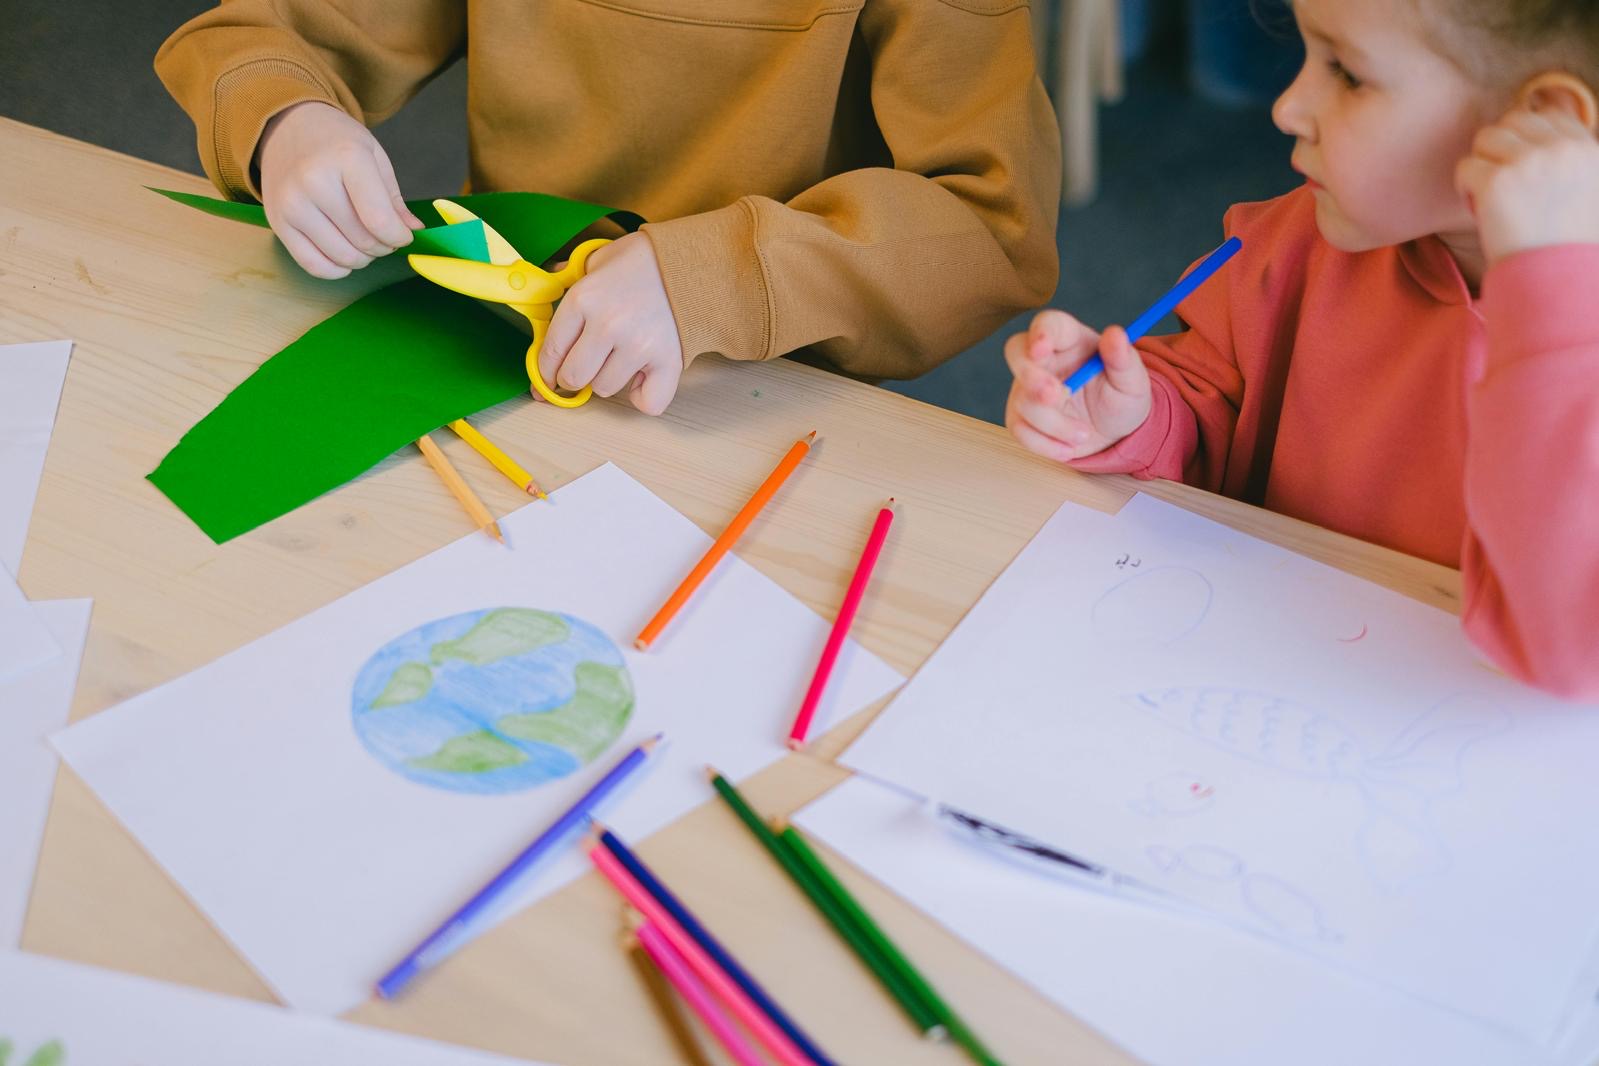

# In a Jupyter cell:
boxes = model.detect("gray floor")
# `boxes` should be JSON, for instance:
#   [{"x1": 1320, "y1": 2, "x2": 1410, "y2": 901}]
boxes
[{"x1": 2, "y1": 2, "x2": 1298, "y2": 426}]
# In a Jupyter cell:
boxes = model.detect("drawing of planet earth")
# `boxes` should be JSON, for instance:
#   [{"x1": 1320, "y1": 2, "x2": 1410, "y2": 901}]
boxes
[{"x1": 351, "y1": 608, "x2": 634, "y2": 794}]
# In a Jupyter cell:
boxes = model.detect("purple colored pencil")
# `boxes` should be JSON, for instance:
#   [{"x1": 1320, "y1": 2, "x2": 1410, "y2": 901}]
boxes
[{"x1": 375, "y1": 733, "x2": 663, "y2": 999}]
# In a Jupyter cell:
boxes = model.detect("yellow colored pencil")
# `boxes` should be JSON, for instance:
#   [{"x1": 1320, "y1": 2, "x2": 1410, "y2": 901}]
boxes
[
  {"x1": 448, "y1": 418, "x2": 548, "y2": 499},
  {"x1": 416, "y1": 433, "x2": 504, "y2": 543}
]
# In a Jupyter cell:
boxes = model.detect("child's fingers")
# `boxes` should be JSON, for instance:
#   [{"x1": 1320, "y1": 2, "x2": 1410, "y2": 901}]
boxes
[
  {"x1": 1454, "y1": 155, "x2": 1493, "y2": 205},
  {"x1": 1471, "y1": 122, "x2": 1533, "y2": 164},
  {"x1": 1025, "y1": 309, "x2": 1088, "y2": 353},
  {"x1": 630, "y1": 359, "x2": 681, "y2": 416},
  {"x1": 287, "y1": 202, "x2": 375, "y2": 271},
  {"x1": 1008, "y1": 408, "x2": 1083, "y2": 463},
  {"x1": 1098, "y1": 325, "x2": 1148, "y2": 396},
  {"x1": 371, "y1": 147, "x2": 425, "y2": 230},
  {"x1": 1011, "y1": 368, "x2": 1095, "y2": 446},
  {"x1": 591, "y1": 346, "x2": 647, "y2": 398},
  {"x1": 342, "y1": 158, "x2": 415, "y2": 249},
  {"x1": 554, "y1": 326, "x2": 612, "y2": 392},
  {"x1": 273, "y1": 221, "x2": 351, "y2": 280},
  {"x1": 539, "y1": 302, "x2": 585, "y2": 388},
  {"x1": 316, "y1": 181, "x2": 391, "y2": 260}
]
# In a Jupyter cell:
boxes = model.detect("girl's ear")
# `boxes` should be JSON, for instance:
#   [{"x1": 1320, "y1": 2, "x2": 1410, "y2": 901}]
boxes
[{"x1": 1517, "y1": 71, "x2": 1599, "y2": 132}]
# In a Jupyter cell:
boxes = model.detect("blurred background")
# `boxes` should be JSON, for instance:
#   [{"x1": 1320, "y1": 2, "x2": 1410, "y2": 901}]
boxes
[{"x1": 0, "y1": 0, "x2": 1303, "y2": 425}]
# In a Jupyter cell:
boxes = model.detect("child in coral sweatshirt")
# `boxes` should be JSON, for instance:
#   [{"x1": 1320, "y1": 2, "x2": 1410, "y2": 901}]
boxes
[{"x1": 1005, "y1": 0, "x2": 1599, "y2": 698}]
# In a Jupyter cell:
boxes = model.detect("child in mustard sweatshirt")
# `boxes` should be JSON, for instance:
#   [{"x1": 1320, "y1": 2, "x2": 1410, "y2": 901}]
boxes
[{"x1": 157, "y1": 0, "x2": 1062, "y2": 414}]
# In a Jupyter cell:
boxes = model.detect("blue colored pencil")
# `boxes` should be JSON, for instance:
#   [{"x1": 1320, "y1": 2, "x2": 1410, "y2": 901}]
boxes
[
  {"x1": 597, "y1": 827, "x2": 836, "y2": 1066},
  {"x1": 375, "y1": 734, "x2": 664, "y2": 999},
  {"x1": 1063, "y1": 235, "x2": 1244, "y2": 393}
]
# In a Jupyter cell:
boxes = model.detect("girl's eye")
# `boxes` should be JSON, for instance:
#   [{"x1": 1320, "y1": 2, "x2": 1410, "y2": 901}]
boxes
[{"x1": 1328, "y1": 58, "x2": 1362, "y2": 90}]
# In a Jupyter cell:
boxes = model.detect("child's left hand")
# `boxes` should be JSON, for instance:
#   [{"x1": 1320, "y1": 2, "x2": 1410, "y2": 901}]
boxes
[
  {"x1": 1456, "y1": 104, "x2": 1599, "y2": 268},
  {"x1": 537, "y1": 232, "x2": 685, "y2": 416}
]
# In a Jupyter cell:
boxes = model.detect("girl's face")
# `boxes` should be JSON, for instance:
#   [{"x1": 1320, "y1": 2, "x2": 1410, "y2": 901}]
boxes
[{"x1": 1272, "y1": 0, "x2": 1499, "y2": 255}]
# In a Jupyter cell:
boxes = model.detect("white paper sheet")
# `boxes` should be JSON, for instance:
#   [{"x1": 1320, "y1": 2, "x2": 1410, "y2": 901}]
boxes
[
  {"x1": 842, "y1": 493, "x2": 1599, "y2": 1045},
  {"x1": 0, "y1": 569, "x2": 60, "y2": 685},
  {"x1": 0, "y1": 949, "x2": 551, "y2": 1065},
  {"x1": 796, "y1": 776, "x2": 1581, "y2": 1066},
  {"x1": 54, "y1": 463, "x2": 903, "y2": 1015},
  {"x1": 0, "y1": 341, "x2": 72, "y2": 575},
  {"x1": 0, "y1": 599, "x2": 91, "y2": 946}
]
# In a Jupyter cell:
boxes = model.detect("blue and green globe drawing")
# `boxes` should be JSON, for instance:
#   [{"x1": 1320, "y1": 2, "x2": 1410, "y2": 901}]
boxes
[{"x1": 351, "y1": 608, "x2": 634, "y2": 794}]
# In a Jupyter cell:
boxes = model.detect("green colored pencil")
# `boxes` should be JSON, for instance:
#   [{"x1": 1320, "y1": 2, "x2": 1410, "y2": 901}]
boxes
[
  {"x1": 778, "y1": 823, "x2": 1005, "y2": 1066},
  {"x1": 705, "y1": 769, "x2": 944, "y2": 1036}
]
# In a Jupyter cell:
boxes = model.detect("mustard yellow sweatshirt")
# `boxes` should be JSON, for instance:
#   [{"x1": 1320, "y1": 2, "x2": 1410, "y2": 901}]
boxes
[{"x1": 156, "y1": 0, "x2": 1061, "y2": 379}]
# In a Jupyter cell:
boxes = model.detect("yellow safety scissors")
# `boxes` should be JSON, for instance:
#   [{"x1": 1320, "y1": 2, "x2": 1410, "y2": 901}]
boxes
[{"x1": 408, "y1": 199, "x2": 610, "y2": 408}]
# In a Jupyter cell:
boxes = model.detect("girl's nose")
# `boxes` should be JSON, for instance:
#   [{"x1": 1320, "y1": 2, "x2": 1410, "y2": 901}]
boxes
[{"x1": 1272, "y1": 67, "x2": 1315, "y2": 141}]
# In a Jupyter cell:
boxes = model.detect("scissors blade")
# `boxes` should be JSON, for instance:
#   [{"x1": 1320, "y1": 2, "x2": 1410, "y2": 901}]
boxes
[
  {"x1": 431, "y1": 198, "x2": 521, "y2": 266},
  {"x1": 407, "y1": 255, "x2": 564, "y2": 305}
]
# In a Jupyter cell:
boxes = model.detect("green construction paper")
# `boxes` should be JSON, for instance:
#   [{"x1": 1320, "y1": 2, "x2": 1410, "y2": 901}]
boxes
[
  {"x1": 149, "y1": 188, "x2": 491, "y2": 262},
  {"x1": 147, "y1": 186, "x2": 644, "y2": 542},
  {"x1": 148, "y1": 278, "x2": 530, "y2": 544}
]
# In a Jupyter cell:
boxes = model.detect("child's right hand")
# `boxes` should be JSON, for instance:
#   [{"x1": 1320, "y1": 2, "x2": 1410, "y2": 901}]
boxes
[
  {"x1": 1003, "y1": 309, "x2": 1152, "y2": 463},
  {"x1": 256, "y1": 101, "x2": 424, "y2": 279}
]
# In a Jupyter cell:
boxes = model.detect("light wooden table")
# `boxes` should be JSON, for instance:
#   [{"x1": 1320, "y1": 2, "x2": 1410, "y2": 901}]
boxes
[{"x1": 2, "y1": 117, "x2": 1462, "y2": 1066}]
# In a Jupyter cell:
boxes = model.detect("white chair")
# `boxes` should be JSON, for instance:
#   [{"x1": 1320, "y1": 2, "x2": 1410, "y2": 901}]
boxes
[{"x1": 1032, "y1": 0, "x2": 1125, "y2": 206}]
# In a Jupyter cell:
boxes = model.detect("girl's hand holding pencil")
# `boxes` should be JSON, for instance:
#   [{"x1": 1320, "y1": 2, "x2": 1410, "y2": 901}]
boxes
[{"x1": 1003, "y1": 310, "x2": 1152, "y2": 464}]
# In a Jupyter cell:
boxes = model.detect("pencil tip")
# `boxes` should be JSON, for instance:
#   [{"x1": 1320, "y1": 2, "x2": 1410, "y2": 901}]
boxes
[
  {"x1": 633, "y1": 638, "x2": 650, "y2": 651},
  {"x1": 785, "y1": 738, "x2": 805, "y2": 752},
  {"x1": 804, "y1": 430, "x2": 817, "y2": 442},
  {"x1": 640, "y1": 733, "x2": 664, "y2": 752}
]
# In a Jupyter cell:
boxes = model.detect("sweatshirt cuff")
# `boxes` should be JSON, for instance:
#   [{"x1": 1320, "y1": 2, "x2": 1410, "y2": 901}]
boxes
[
  {"x1": 1481, "y1": 243, "x2": 1599, "y2": 374},
  {"x1": 1067, "y1": 372, "x2": 1182, "y2": 479},
  {"x1": 209, "y1": 58, "x2": 339, "y2": 201},
  {"x1": 641, "y1": 200, "x2": 772, "y2": 366}
]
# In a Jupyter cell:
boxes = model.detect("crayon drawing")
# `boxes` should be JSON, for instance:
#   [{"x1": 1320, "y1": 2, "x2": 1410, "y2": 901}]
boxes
[
  {"x1": 1131, "y1": 688, "x2": 1510, "y2": 890},
  {"x1": 1092, "y1": 566, "x2": 1213, "y2": 646},
  {"x1": 351, "y1": 608, "x2": 634, "y2": 794},
  {"x1": 1128, "y1": 772, "x2": 1218, "y2": 818},
  {"x1": 0, "y1": 1039, "x2": 66, "y2": 1066},
  {"x1": 1146, "y1": 843, "x2": 1342, "y2": 944}
]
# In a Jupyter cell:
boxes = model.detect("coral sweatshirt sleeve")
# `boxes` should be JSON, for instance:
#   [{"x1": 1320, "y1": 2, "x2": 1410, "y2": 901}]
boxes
[{"x1": 1463, "y1": 244, "x2": 1599, "y2": 699}]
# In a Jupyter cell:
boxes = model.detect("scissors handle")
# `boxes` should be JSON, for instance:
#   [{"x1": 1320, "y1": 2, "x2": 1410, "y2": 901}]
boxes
[
  {"x1": 523, "y1": 238, "x2": 613, "y2": 408},
  {"x1": 526, "y1": 317, "x2": 591, "y2": 408}
]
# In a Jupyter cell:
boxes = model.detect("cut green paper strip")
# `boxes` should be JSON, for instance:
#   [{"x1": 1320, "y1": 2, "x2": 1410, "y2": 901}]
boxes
[
  {"x1": 150, "y1": 188, "x2": 491, "y2": 261},
  {"x1": 146, "y1": 188, "x2": 643, "y2": 543},
  {"x1": 148, "y1": 279, "x2": 531, "y2": 543}
]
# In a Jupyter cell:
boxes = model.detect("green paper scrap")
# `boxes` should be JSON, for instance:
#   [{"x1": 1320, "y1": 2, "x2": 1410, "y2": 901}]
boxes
[
  {"x1": 148, "y1": 278, "x2": 530, "y2": 543},
  {"x1": 149, "y1": 188, "x2": 491, "y2": 262}
]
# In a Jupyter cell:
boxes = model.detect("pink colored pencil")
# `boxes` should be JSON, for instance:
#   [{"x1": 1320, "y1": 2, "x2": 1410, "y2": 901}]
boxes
[
  {"x1": 635, "y1": 920, "x2": 765, "y2": 1066},
  {"x1": 786, "y1": 500, "x2": 896, "y2": 749},
  {"x1": 588, "y1": 840, "x2": 811, "y2": 1066}
]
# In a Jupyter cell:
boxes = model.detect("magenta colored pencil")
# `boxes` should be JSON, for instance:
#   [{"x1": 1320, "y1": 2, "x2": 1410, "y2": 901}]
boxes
[
  {"x1": 636, "y1": 920, "x2": 765, "y2": 1066},
  {"x1": 588, "y1": 840, "x2": 811, "y2": 1066},
  {"x1": 787, "y1": 501, "x2": 895, "y2": 749}
]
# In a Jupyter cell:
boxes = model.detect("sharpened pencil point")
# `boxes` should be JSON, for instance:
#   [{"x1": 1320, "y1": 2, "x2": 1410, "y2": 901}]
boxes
[
  {"x1": 785, "y1": 738, "x2": 805, "y2": 752},
  {"x1": 640, "y1": 733, "x2": 664, "y2": 753},
  {"x1": 633, "y1": 638, "x2": 650, "y2": 651},
  {"x1": 487, "y1": 524, "x2": 505, "y2": 544},
  {"x1": 804, "y1": 430, "x2": 817, "y2": 442}
]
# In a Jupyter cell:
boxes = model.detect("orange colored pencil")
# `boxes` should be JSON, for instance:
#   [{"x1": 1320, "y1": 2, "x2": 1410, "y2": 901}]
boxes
[
  {"x1": 634, "y1": 431, "x2": 816, "y2": 650},
  {"x1": 416, "y1": 433, "x2": 504, "y2": 543}
]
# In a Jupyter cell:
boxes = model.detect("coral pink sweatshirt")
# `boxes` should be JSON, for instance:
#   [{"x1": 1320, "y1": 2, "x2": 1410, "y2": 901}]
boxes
[{"x1": 1070, "y1": 186, "x2": 1599, "y2": 700}]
